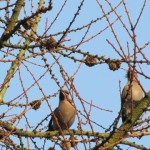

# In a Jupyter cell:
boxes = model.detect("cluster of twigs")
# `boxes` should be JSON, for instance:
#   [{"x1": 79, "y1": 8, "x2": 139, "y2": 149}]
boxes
[{"x1": 0, "y1": 0, "x2": 150, "y2": 149}]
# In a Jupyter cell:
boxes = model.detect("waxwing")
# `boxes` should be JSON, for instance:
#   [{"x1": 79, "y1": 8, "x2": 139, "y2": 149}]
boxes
[
  {"x1": 121, "y1": 69, "x2": 143, "y2": 122},
  {"x1": 48, "y1": 90, "x2": 76, "y2": 131}
]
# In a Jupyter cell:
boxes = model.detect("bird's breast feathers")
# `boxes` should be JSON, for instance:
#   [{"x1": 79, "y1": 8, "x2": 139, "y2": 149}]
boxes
[{"x1": 122, "y1": 81, "x2": 143, "y2": 101}]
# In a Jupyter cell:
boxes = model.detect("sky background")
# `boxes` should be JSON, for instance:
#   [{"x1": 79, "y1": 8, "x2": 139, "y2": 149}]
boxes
[{"x1": 0, "y1": 0, "x2": 150, "y2": 149}]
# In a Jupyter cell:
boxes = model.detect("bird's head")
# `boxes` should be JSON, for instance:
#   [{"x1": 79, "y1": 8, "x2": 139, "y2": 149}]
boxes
[
  {"x1": 126, "y1": 68, "x2": 138, "y2": 81},
  {"x1": 59, "y1": 90, "x2": 69, "y2": 101}
]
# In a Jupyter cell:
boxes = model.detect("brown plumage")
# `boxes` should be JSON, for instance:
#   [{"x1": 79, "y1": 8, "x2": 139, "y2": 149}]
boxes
[
  {"x1": 121, "y1": 69, "x2": 143, "y2": 122},
  {"x1": 48, "y1": 90, "x2": 76, "y2": 131}
]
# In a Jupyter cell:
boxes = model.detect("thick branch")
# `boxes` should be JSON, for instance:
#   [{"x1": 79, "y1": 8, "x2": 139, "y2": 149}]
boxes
[
  {"x1": 92, "y1": 91, "x2": 150, "y2": 150},
  {"x1": 0, "y1": 120, "x2": 107, "y2": 139},
  {"x1": 0, "y1": 0, "x2": 45, "y2": 102},
  {"x1": 0, "y1": 119, "x2": 149, "y2": 149},
  {"x1": 0, "y1": 0, "x2": 24, "y2": 47}
]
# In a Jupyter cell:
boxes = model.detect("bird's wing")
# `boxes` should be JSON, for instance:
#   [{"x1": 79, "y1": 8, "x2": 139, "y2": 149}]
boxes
[
  {"x1": 121, "y1": 86, "x2": 127, "y2": 106},
  {"x1": 47, "y1": 114, "x2": 54, "y2": 131},
  {"x1": 121, "y1": 86, "x2": 129, "y2": 122}
]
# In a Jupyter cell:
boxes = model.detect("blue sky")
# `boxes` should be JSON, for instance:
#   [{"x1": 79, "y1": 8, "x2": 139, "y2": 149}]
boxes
[{"x1": 0, "y1": 0, "x2": 150, "y2": 149}]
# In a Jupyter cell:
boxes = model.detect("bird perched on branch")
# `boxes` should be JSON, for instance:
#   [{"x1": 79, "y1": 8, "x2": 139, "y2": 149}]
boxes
[
  {"x1": 48, "y1": 90, "x2": 76, "y2": 131},
  {"x1": 121, "y1": 68, "x2": 143, "y2": 123}
]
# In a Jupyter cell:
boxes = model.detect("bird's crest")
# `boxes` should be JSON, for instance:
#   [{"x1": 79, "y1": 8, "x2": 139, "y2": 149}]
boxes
[{"x1": 59, "y1": 90, "x2": 69, "y2": 101}]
